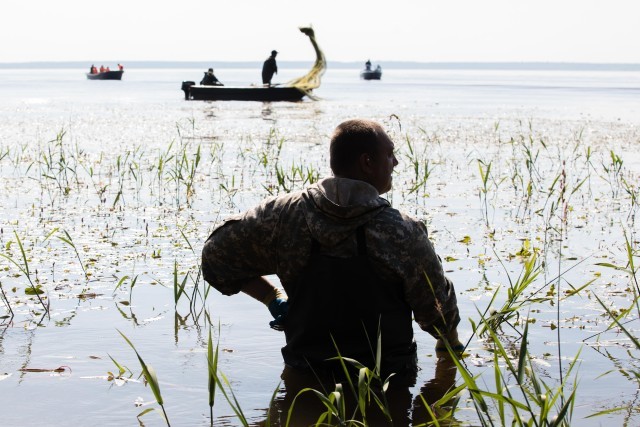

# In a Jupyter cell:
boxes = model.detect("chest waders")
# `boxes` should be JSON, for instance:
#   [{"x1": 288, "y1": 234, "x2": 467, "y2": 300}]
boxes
[{"x1": 282, "y1": 226, "x2": 417, "y2": 380}]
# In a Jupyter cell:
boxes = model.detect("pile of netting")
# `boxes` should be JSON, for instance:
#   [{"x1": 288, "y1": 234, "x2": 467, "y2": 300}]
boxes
[{"x1": 286, "y1": 27, "x2": 326, "y2": 95}]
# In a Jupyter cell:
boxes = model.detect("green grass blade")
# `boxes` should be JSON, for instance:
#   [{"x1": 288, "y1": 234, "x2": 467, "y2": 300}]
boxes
[
  {"x1": 517, "y1": 321, "x2": 529, "y2": 383},
  {"x1": 117, "y1": 329, "x2": 165, "y2": 407},
  {"x1": 207, "y1": 325, "x2": 219, "y2": 408},
  {"x1": 107, "y1": 353, "x2": 127, "y2": 376}
]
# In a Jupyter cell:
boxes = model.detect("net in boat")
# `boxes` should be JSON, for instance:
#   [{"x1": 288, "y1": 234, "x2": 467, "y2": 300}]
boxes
[{"x1": 286, "y1": 27, "x2": 326, "y2": 94}]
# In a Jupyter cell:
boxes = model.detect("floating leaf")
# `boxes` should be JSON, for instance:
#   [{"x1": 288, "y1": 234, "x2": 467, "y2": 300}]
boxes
[
  {"x1": 25, "y1": 286, "x2": 44, "y2": 295},
  {"x1": 459, "y1": 235, "x2": 472, "y2": 244}
]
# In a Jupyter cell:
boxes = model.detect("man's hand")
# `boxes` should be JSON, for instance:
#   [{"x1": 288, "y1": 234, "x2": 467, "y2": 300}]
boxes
[
  {"x1": 240, "y1": 278, "x2": 289, "y2": 331},
  {"x1": 268, "y1": 298, "x2": 289, "y2": 331},
  {"x1": 435, "y1": 329, "x2": 464, "y2": 355}
]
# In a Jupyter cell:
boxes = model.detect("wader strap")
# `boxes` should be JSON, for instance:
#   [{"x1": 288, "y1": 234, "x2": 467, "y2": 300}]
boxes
[{"x1": 310, "y1": 237, "x2": 321, "y2": 254}]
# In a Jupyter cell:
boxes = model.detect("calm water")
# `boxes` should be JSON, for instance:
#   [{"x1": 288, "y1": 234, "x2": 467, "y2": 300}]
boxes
[{"x1": 1, "y1": 65, "x2": 639, "y2": 426}]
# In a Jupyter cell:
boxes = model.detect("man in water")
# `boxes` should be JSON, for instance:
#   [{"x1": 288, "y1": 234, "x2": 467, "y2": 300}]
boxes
[
  {"x1": 202, "y1": 118, "x2": 461, "y2": 382},
  {"x1": 200, "y1": 68, "x2": 223, "y2": 86},
  {"x1": 261, "y1": 50, "x2": 278, "y2": 86}
]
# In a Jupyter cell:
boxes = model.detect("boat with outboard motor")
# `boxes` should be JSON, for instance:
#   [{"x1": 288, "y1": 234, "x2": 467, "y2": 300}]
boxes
[{"x1": 181, "y1": 27, "x2": 325, "y2": 102}]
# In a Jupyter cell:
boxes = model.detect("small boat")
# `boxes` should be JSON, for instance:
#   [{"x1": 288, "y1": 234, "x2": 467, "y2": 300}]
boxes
[
  {"x1": 360, "y1": 65, "x2": 382, "y2": 80},
  {"x1": 182, "y1": 27, "x2": 325, "y2": 102},
  {"x1": 181, "y1": 83, "x2": 305, "y2": 101},
  {"x1": 86, "y1": 70, "x2": 124, "y2": 80}
]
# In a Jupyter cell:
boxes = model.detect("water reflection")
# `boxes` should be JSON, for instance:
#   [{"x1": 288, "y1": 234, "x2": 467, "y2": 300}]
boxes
[
  {"x1": 255, "y1": 355, "x2": 459, "y2": 426},
  {"x1": 204, "y1": 104, "x2": 218, "y2": 119},
  {"x1": 261, "y1": 103, "x2": 274, "y2": 122}
]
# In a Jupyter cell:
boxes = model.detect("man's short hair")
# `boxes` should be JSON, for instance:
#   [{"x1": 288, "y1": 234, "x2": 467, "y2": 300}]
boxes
[{"x1": 330, "y1": 119, "x2": 382, "y2": 175}]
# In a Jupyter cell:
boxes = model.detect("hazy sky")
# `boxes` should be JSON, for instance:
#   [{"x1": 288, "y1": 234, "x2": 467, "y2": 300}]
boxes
[{"x1": 2, "y1": 0, "x2": 639, "y2": 63}]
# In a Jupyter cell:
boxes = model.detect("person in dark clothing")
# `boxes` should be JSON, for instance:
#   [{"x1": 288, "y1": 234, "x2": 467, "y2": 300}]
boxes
[
  {"x1": 200, "y1": 68, "x2": 223, "y2": 86},
  {"x1": 201, "y1": 119, "x2": 462, "y2": 384},
  {"x1": 261, "y1": 50, "x2": 278, "y2": 86}
]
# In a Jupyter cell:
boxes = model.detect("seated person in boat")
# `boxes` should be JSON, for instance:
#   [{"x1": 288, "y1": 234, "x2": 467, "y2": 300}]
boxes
[
  {"x1": 200, "y1": 68, "x2": 223, "y2": 86},
  {"x1": 89, "y1": 65, "x2": 97, "y2": 74},
  {"x1": 201, "y1": 119, "x2": 462, "y2": 384}
]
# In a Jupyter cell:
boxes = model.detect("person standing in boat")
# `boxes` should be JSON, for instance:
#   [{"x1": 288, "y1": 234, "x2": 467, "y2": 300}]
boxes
[
  {"x1": 262, "y1": 50, "x2": 278, "y2": 86},
  {"x1": 365, "y1": 59, "x2": 372, "y2": 71},
  {"x1": 200, "y1": 68, "x2": 223, "y2": 86}
]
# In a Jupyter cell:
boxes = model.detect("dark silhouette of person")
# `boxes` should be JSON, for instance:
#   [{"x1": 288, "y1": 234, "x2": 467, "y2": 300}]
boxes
[
  {"x1": 202, "y1": 118, "x2": 462, "y2": 387},
  {"x1": 200, "y1": 68, "x2": 223, "y2": 86},
  {"x1": 365, "y1": 59, "x2": 372, "y2": 71},
  {"x1": 262, "y1": 50, "x2": 278, "y2": 86}
]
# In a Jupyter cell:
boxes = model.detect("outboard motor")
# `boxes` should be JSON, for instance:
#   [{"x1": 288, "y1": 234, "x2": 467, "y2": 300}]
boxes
[{"x1": 181, "y1": 81, "x2": 195, "y2": 100}]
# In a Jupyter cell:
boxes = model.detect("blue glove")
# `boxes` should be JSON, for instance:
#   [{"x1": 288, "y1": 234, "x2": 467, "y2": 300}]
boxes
[{"x1": 268, "y1": 298, "x2": 289, "y2": 331}]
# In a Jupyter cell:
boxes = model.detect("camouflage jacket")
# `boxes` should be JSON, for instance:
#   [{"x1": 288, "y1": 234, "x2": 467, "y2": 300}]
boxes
[{"x1": 201, "y1": 177, "x2": 459, "y2": 337}]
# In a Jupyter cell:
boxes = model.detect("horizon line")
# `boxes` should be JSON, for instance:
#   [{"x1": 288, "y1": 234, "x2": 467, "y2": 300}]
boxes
[{"x1": 1, "y1": 60, "x2": 640, "y2": 71}]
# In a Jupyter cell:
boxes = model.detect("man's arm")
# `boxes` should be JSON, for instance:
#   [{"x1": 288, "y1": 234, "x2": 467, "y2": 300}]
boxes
[
  {"x1": 383, "y1": 215, "x2": 461, "y2": 350},
  {"x1": 241, "y1": 277, "x2": 280, "y2": 304},
  {"x1": 241, "y1": 277, "x2": 289, "y2": 330}
]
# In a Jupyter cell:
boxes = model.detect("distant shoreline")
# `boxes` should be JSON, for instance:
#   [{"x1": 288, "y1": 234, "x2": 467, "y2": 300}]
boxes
[{"x1": 1, "y1": 61, "x2": 640, "y2": 71}]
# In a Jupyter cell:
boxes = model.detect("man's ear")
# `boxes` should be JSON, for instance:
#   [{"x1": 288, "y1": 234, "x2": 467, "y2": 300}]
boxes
[{"x1": 358, "y1": 152, "x2": 372, "y2": 173}]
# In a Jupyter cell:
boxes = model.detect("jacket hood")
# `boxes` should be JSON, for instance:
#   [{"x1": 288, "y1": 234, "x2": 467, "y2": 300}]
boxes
[{"x1": 303, "y1": 177, "x2": 389, "y2": 247}]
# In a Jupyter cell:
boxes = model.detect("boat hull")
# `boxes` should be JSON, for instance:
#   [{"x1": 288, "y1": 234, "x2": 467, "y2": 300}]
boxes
[
  {"x1": 182, "y1": 82, "x2": 307, "y2": 102},
  {"x1": 360, "y1": 70, "x2": 382, "y2": 80},
  {"x1": 86, "y1": 70, "x2": 124, "y2": 80}
]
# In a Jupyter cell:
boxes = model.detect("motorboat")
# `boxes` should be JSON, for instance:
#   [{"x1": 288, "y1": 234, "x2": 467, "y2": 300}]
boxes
[{"x1": 181, "y1": 27, "x2": 325, "y2": 102}]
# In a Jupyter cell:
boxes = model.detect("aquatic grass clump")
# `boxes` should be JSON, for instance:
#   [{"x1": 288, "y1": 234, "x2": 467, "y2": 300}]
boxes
[
  {"x1": 0, "y1": 230, "x2": 50, "y2": 318},
  {"x1": 448, "y1": 322, "x2": 579, "y2": 427},
  {"x1": 404, "y1": 134, "x2": 437, "y2": 197},
  {"x1": 37, "y1": 128, "x2": 81, "y2": 197},
  {"x1": 282, "y1": 332, "x2": 398, "y2": 426},
  {"x1": 595, "y1": 230, "x2": 639, "y2": 315},
  {"x1": 271, "y1": 161, "x2": 320, "y2": 195}
]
